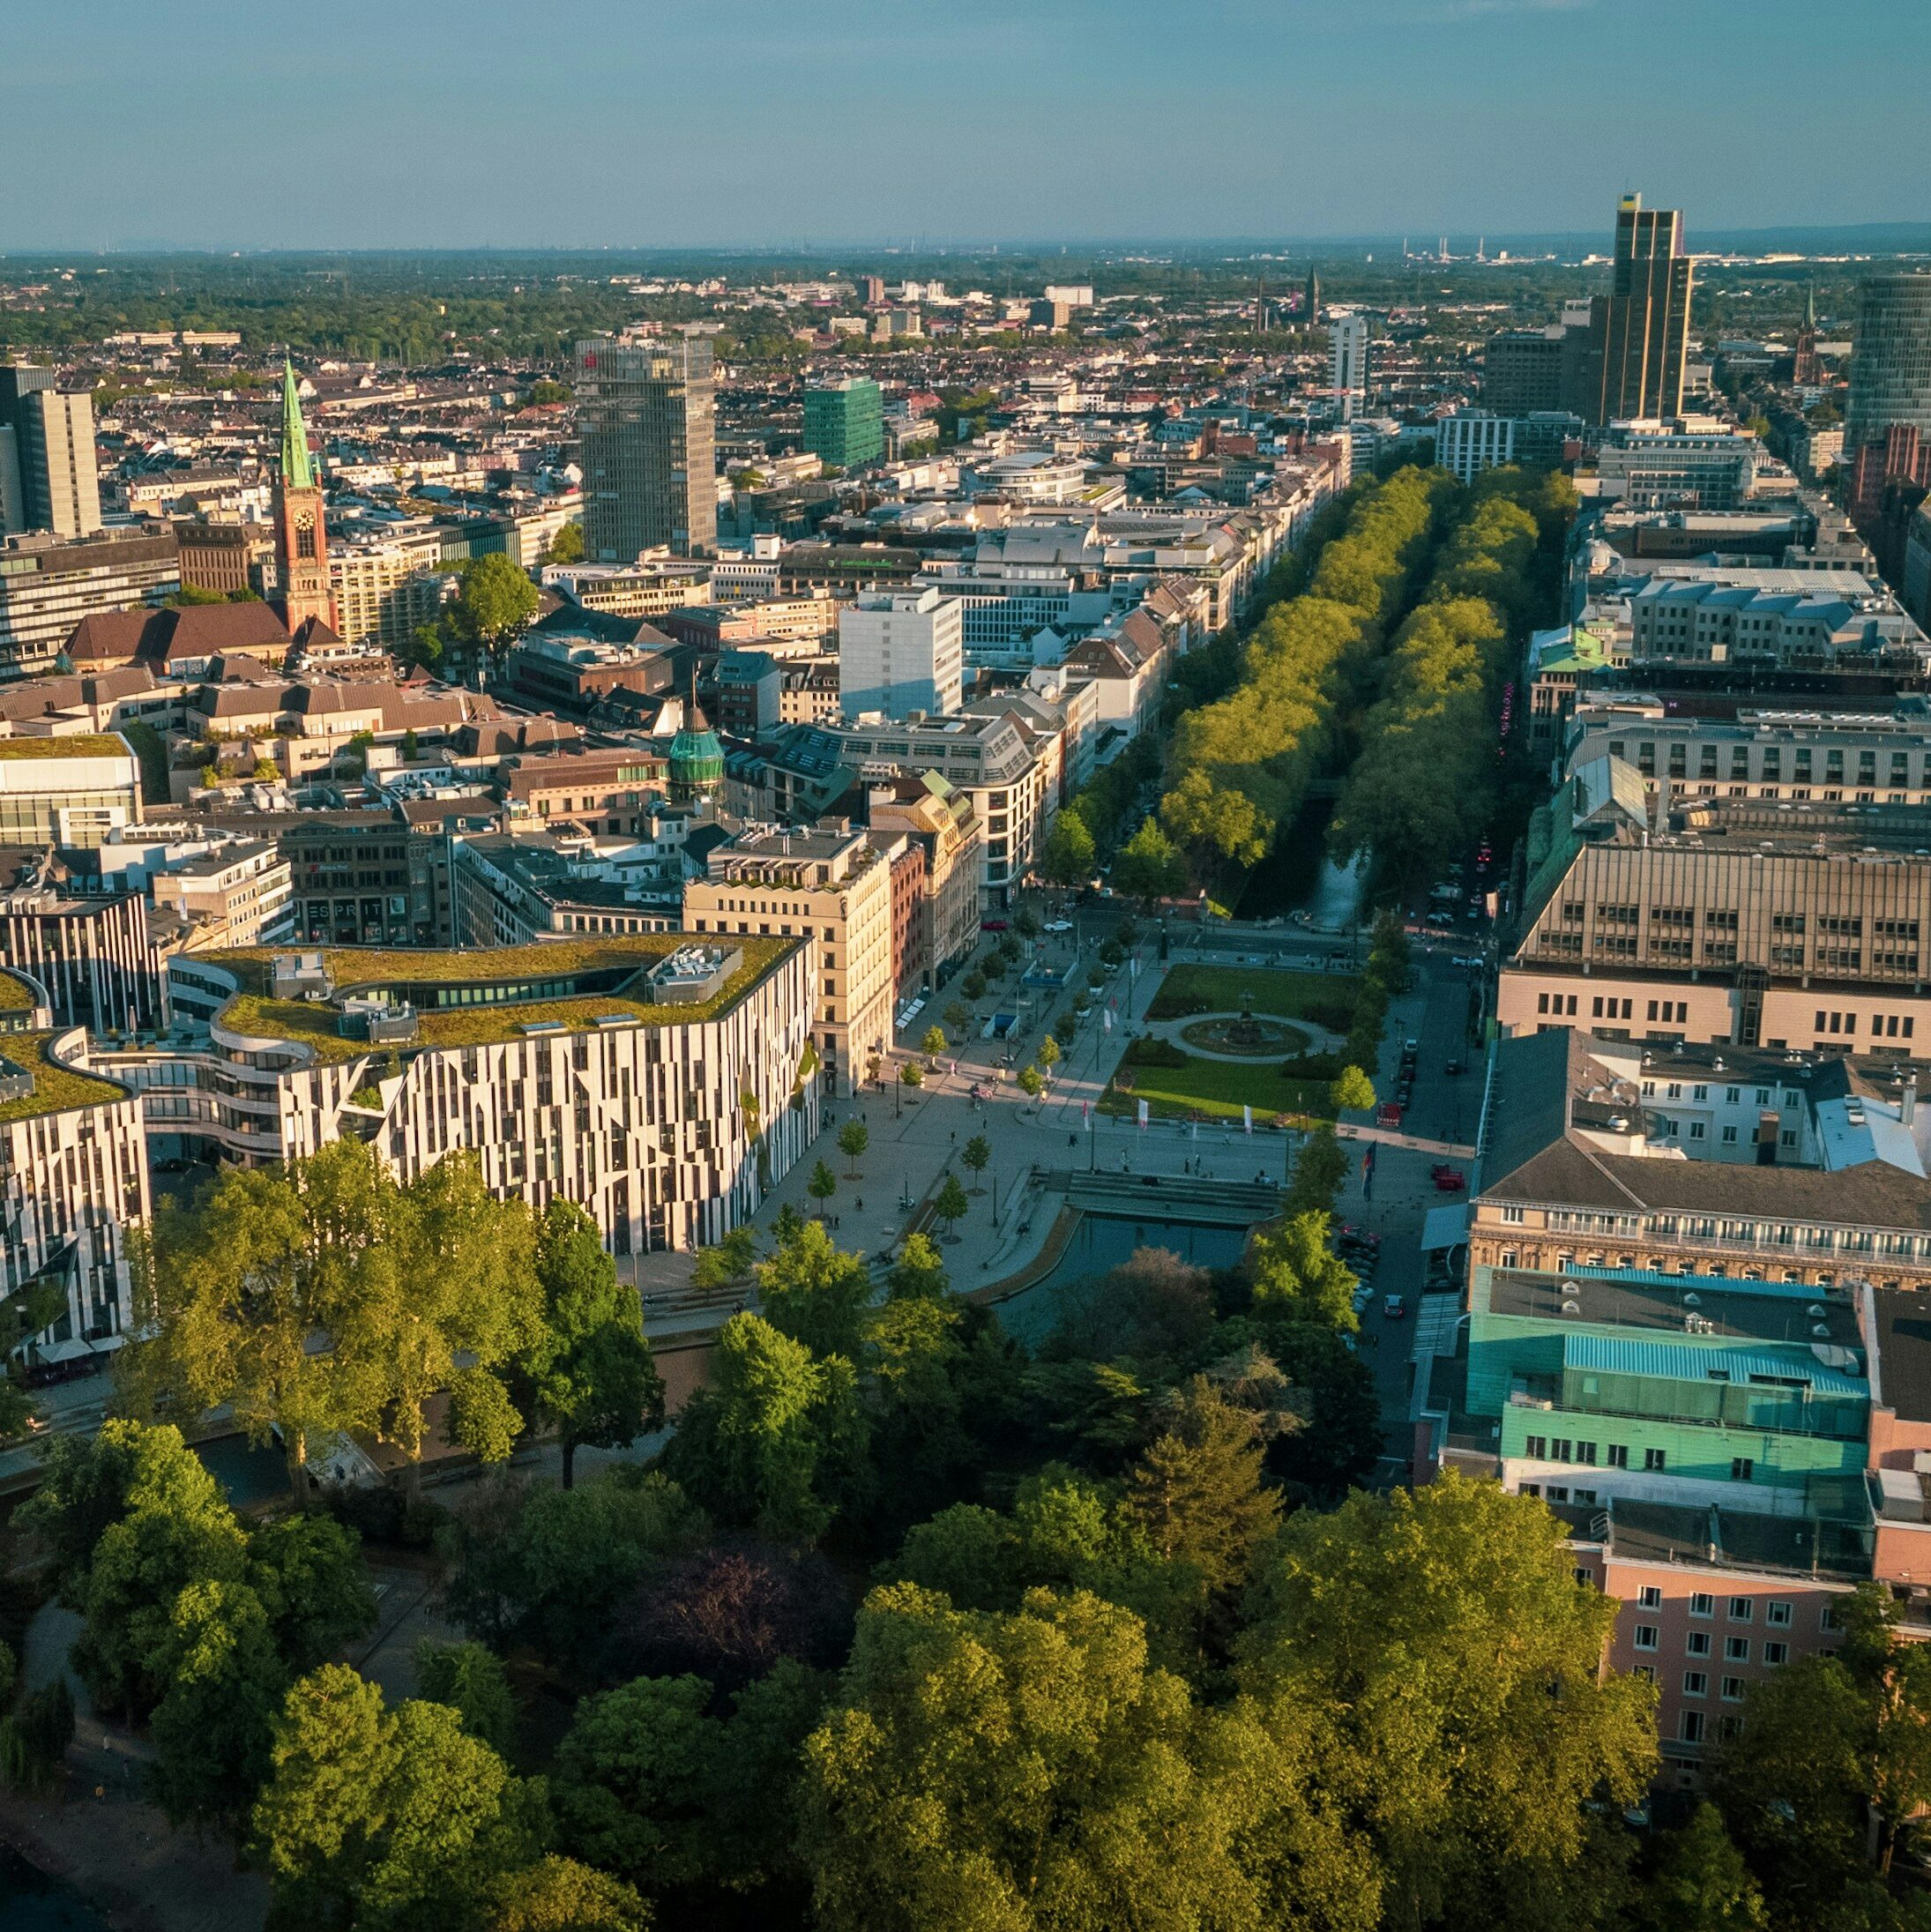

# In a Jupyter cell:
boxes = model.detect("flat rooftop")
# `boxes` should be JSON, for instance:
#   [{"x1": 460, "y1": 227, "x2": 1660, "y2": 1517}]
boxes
[
  {"x1": 1564, "y1": 1492, "x2": 1872, "y2": 1577},
  {"x1": 1487, "y1": 1265, "x2": 1863, "y2": 1350},
  {"x1": 0, "y1": 734, "x2": 131, "y2": 762}
]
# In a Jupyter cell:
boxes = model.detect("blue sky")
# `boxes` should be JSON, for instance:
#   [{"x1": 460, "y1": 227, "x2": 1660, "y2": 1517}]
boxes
[{"x1": 4, "y1": 0, "x2": 1927, "y2": 250}]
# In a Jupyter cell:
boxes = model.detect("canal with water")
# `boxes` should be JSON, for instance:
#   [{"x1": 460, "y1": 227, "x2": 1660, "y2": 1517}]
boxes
[
  {"x1": 0, "y1": 1846, "x2": 111, "y2": 1929},
  {"x1": 992, "y1": 1212, "x2": 1258, "y2": 1346}
]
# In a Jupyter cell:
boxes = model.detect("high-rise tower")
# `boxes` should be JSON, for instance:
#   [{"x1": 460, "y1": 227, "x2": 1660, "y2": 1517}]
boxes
[
  {"x1": 0, "y1": 364, "x2": 101, "y2": 538},
  {"x1": 1591, "y1": 192, "x2": 1694, "y2": 424},
  {"x1": 272, "y1": 361, "x2": 335, "y2": 634},
  {"x1": 576, "y1": 330, "x2": 718, "y2": 561},
  {"x1": 1304, "y1": 265, "x2": 1322, "y2": 324}
]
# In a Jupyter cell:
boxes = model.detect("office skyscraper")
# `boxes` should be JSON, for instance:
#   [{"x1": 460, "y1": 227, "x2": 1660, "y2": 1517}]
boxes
[
  {"x1": 1845, "y1": 273, "x2": 1931, "y2": 460},
  {"x1": 0, "y1": 364, "x2": 101, "y2": 539},
  {"x1": 1592, "y1": 192, "x2": 1694, "y2": 424},
  {"x1": 576, "y1": 331, "x2": 718, "y2": 561},
  {"x1": 803, "y1": 378, "x2": 883, "y2": 469}
]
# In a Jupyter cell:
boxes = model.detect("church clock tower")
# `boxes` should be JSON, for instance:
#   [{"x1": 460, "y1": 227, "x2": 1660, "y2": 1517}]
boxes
[{"x1": 272, "y1": 359, "x2": 336, "y2": 633}]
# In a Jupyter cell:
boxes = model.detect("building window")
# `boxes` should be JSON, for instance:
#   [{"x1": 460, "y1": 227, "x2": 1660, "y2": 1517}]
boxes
[
  {"x1": 1644, "y1": 1448, "x2": 1667, "y2": 1472},
  {"x1": 1634, "y1": 1625, "x2": 1659, "y2": 1652},
  {"x1": 1728, "y1": 1597, "x2": 1754, "y2": 1622},
  {"x1": 1726, "y1": 1637, "x2": 1750, "y2": 1664},
  {"x1": 1686, "y1": 1631, "x2": 1712, "y2": 1657},
  {"x1": 1638, "y1": 1586, "x2": 1662, "y2": 1610},
  {"x1": 1502, "y1": 1205, "x2": 1525, "y2": 1224},
  {"x1": 1823, "y1": 1601, "x2": 1842, "y2": 1632},
  {"x1": 1721, "y1": 1675, "x2": 1746, "y2": 1701},
  {"x1": 1690, "y1": 1593, "x2": 1714, "y2": 1616},
  {"x1": 1682, "y1": 1672, "x2": 1708, "y2": 1697},
  {"x1": 1607, "y1": 1444, "x2": 1629, "y2": 1468},
  {"x1": 1731, "y1": 1458, "x2": 1755, "y2": 1481},
  {"x1": 1681, "y1": 1710, "x2": 1706, "y2": 1744},
  {"x1": 1763, "y1": 1642, "x2": 1788, "y2": 1667},
  {"x1": 1525, "y1": 1435, "x2": 1547, "y2": 1458},
  {"x1": 1577, "y1": 1441, "x2": 1597, "y2": 1464},
  {"x1": 1633, "y1": 1664, "x2": 1657, "y2": 1684}
]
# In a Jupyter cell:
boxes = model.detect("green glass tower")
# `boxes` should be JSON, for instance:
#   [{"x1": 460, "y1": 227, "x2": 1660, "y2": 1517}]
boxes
[{"x1": 802, "y1": 378, "x2": 883, "y2": 469}]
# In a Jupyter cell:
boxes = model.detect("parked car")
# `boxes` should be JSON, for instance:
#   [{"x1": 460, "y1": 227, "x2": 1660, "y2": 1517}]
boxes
[
  {"x1": 1425, "y1": 911, "x2": 1453, "y2": 928},
  {"x1": 1044, "y1": 919, "x2": 1074, "y2": 934},
  {"x1": 1383, "y1": 1294, "x2": 1406, "y2": 1319},
  {"x1": 1376, "y1": 1101, "x2": 1402, "y2": 1127},
  {"x1": 1443, "y1": 1058, "x2": 1463, "y2": 1078},
  {"x1": 1432, "y1": 1167, "x2": 1467, "y2": 1192}
]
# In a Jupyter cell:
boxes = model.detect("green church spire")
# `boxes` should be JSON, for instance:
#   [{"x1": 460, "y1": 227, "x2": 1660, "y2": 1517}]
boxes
[{"x1": 280, "y1": 358, "x2": 315, "y2": 492}]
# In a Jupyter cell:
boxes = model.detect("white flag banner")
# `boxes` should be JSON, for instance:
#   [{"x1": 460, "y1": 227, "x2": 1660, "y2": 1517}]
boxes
[
  {"x1": 1243, "y1": 1105, "x2": 1254, "y2": 1135},
  {"x1": 1103, "y1": 1009, "x2": 1113, "y2": 1032},
  {"x1": 1137, "y1": 1099, "x2": 1149, "y2": 1130}
]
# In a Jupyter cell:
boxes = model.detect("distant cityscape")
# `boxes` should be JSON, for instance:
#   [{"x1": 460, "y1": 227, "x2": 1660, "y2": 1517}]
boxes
[{"x1": 7, "y1": 169, "x2": 1931, "y2": 1932}]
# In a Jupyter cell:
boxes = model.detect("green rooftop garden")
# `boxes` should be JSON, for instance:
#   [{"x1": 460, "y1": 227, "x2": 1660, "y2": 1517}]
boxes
[
  {"x1": 0, "y1": 971, "x2": 40, "y2": 1013},
  {"x1": 209, "y1": 935, "x2": 793, "y2": 1060},
  {"x1": 0, "y1": 733, "x2": 132, "y2": 761},
  {"x1": 0, "y1": 1033, "x2": 130, "y2": 1124}
]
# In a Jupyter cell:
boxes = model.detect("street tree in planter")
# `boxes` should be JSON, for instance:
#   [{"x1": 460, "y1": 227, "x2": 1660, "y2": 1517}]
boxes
[
  {"x1": 807, "y1": 1160, "x2": 839, "y2": 1218},
  {"x1": 961, "y1": 1134, "x2": 992, "y2": 1194},
  {"x1": 934, "y1": 1174, "x2": 970, "y2": 1240},
  {"x1": 921, "y1": 1025, "x2": 948, "y2": 1067},
  {"x1": 837, "y1": 1121, "x2": 869, "y2": 1178}
]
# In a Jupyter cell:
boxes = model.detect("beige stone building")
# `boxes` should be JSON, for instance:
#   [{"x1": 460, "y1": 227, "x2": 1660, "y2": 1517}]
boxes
[
  {"x1": 864, "y1": 772, "x2": 984, "y2": 990},
  {"x1": 684, "y1": 823, "x2": 900, "y2": 1095}
]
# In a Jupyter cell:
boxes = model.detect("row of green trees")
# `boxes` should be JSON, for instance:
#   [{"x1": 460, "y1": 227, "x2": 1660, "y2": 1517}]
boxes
[
  {"x1": 1159, "y1": 465, "x2": 1456, "y2": 894},
  {"x1": 123, "y1": 1141, "x2": 664, "y2": 1496},
  {"x1": 1328, "y1": 467, "x2": 1575, "y2": 892}
]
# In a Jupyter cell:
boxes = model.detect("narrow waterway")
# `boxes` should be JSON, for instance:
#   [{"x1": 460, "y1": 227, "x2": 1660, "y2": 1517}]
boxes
[
  {"x1": 0, "y1": 1847, "x2": 111, "y2": 1929},
  {"x1": 1229, "y1": 798, "x2": 1368, "y2": 930}
]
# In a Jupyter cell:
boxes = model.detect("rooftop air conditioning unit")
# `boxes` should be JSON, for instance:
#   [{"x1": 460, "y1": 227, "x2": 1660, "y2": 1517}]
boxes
[
  {"x1": 1813, "y1": 1324, "x2": 1831, "y2": 1338},
  {"x1": 1683, "y1": 1292, "x2": 1703, "y2": 1307},
  {"x1": 1808, "y1": 1303, "x2": 1827, "y2": 1318},
  {"x1": 1562, "y1": 1300, "x2": 1581, "y2": 1315}
]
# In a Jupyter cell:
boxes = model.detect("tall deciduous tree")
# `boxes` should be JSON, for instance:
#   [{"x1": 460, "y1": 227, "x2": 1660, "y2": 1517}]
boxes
[
  {"x1": 798, "y1": 1582, "x2": 1373, "y2": 1932},
  {"x1": 1040, "y1": 808, "x2": 1097, "y2": 886},
  {"x1": 836, "y1": 1121, "x2": 869, "y2": 1177},
  {"x1": 374, "y1": 1153, "x2": 543, "y2": 1497},
  {"x1": 455, "y1": 551, "x2": 541, "y2": 655},
  {"x1": 117, "y1": 1138, "x2": 397, "y2": 1498},
  {"x1": 662, "y1": 1314, "x2": 868, "y2": 1546},
  {"x1": 522, "y1": 1200, "x2": 664, "y2": 1490},
  {"x1": 1240, "y1": 1472, "x2": 1656, "y2": 1932},
  {"x1": 251, "y1": 1666, "x2": 542, "y2": 1932},
  {"x1": 756, "y1": 1220, "x2": 875, "y2": 1363}
]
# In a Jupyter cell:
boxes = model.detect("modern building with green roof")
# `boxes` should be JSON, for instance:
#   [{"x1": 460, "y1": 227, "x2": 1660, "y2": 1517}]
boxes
[{"x1": 143, "y1": 931, "x2": 820, "y2": 1255}]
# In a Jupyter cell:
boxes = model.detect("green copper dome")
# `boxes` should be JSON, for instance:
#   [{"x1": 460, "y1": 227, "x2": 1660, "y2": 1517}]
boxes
[{"x1": 668, "y1": 699, "x2": 724, "y2": 798}]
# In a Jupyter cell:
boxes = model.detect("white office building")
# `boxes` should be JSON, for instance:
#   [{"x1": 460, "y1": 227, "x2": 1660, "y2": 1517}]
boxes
[
  {"x1": 1330, "y1": 310, "x2": 1371, "y2": 421},
  {"x1": 839, "y1": 586, "x2": 964, "y2": 721}
]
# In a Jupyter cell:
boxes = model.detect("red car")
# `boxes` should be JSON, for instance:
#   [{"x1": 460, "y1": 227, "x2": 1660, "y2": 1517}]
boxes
[
  {"x1": 1432, "y1": 1166, "x2": 1466, "y2": 1192},
  {"x1": 1376, "y1": 1101, "x2": 1403, "y2": 1128}
]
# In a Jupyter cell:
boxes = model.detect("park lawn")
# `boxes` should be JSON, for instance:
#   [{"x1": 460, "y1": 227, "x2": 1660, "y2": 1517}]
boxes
[
  {"x1": 1147, "y1": 963, "x2": 1357, "y2": 1029},
  {"x1": 1100, "y1": 1049, "x2": 1334, "y2": 1126}
]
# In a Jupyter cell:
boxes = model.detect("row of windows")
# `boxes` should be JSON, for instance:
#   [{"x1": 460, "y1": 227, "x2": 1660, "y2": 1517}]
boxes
[{"x1": 1634, "y1": 1630, "x2": 1792, "y2": 1666}]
